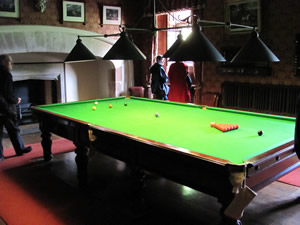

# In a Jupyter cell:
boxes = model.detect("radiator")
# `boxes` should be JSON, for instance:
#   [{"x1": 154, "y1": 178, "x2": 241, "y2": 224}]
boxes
[{"x1": 221, "y1": 82, "x2": 300, "y2": 115}]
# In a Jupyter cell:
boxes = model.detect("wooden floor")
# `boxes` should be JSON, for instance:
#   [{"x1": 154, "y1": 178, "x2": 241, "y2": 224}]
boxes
[{"x1": 2, "y1": 125, "x2": 300, "y2": 225}]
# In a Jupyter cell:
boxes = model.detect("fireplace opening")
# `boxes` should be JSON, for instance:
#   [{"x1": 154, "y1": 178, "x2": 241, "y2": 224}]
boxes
[{"x1": 14, "y1": 79, "x2": 58, "y2": 125}]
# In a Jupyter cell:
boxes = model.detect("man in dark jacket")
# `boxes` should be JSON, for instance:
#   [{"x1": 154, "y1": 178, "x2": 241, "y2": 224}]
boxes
[
  {"x1": 0, "y1": 54, "x2": 32, "y2": 162},
  {"x1": 149, "y1": 55, "x2": 169, "y2": 100}
]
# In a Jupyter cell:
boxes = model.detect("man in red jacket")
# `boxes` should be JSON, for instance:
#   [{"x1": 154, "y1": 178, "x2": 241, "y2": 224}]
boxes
[{"x1": 168, "y1": 61, "x2": 191, "y2": 103}]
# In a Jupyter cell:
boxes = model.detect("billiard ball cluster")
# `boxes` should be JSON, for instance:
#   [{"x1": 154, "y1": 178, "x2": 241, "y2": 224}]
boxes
[
  {"x1": 210, "y1": 122, "x2": 239, "y2": 132},
  {"x1": 92, "y1": 101, "x2": 130, "y2": 111},
  {"x1": 210, "y1": 122, "x2": 264, "y2": 136}
]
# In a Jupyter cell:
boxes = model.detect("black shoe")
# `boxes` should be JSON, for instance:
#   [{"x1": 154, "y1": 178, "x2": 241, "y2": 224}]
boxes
[
  {"x1": 22, "y1": 146, "x2": 32, "y2": 153},
  {"x1": 219, "y1": 216, "x2": 242, "y2": 225},
  {"x1": 16, "y1": 146, "x2": 32, "y2": 156}
]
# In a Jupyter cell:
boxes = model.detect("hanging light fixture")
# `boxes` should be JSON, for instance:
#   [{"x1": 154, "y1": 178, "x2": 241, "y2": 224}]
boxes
[
  {"x1": 64, "y1": 37, "x2": 97, "y2": 63},
  {"x1": 65, "y1": 30, "x2": 146, "y2": 62},
  {"x1": 102, "y1": 31, "x2": 146, "y2": 60},
  {"x1": 64, "y1": 0, "x2": 278, "y2": 64},
  {"x1": 169, "y1": 23, "x2": 226, "y2": 62},
  {"x1": 163, "y1": 33, "x2": 183, "y2": 58},
  {"x1": 231, "y1": 29, "x2": 280, "y2": 63}
]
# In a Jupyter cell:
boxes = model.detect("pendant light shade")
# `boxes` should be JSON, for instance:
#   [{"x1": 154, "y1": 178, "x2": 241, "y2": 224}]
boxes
[
  {"x1": 64, "y1": 38, "x2": 97, "y2": 63},
  {"x1": 102, "y1": 32, "x2": 146, "y2": 60},
  {"x1": 163, "y1": 33, "x2": 183, "y2": 58},
  {"x1": 169, "y1": 23, "x2": 226, "y2": 62},
  {"x1": 231, "y1": 30, "x2": 280, "y2": 63}
]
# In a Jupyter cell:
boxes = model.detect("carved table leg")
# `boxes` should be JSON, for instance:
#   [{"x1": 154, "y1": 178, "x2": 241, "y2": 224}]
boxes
[
  {"x1": 75, "y1": 143, "x2": 89, "y2": 189},
  {"x1": 41, "y1": 130, "x2": 52, "y2": 162},
  {"x1": 127, "y1": 164, "x2": 147, "y2": 213},
  {"x1": 218, "y1": 166, "x2": 256, "y2": 225}
]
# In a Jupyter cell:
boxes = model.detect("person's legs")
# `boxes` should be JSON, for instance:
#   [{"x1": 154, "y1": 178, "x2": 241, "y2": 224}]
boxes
[
  {"x1": 153, "y1": 93, "x2": 163, "y2": 100},
  {"x1": 0, "y1": 117, "x2": 4, "y2": 160},
  {"x1": 4, "y1": 115, "x2": 30, "y2": 155},
  {"x1": 153, "y1": 91, "x2": 168, "y2": 100}
]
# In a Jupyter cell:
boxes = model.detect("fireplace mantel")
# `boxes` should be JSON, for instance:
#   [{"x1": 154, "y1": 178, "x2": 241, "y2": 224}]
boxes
[{"x1": 13, "y1": 73, "x2": 60, "y2": 81}]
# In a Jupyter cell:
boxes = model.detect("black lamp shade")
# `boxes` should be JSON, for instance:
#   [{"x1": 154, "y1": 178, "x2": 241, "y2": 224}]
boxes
[
  {"x1": 169, "y1": 23, "x2": 226, "y2": 62},
  {"x1": 102, "y1": 32, "x2": 146, "y2": 60},
  {"x1": 231, "y1": 30, "x2": 280, "y2": 63},
  {"x1": 163, "y1": 33, "x2": 183, "y2": 58},
  {"x1": 64, "y1": 38, "x2": 97, "y2": 63}
]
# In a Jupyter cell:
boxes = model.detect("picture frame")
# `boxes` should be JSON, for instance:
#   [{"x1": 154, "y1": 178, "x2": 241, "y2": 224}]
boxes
[
  {"x1": 102, "y1": 5, "x2": 121, "y2": 25},
  {"x1": 225, "y1": 0, "x2": 261, "y2": 33},
  {"x1": 0, "y1": 0, "x2": 20, "y2": 18},
  {"x1": 63, "y1": 1, "x2": 85, "y2": 23}
]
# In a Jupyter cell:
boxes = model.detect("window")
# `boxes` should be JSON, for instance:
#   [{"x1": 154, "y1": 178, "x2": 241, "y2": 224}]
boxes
[{"x1": 167, "y1": 10, "x2": 192, "y2": 69}]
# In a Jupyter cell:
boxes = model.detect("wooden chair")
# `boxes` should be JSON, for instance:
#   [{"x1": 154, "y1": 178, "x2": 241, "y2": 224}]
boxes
[
  {"x1": 129, "y1": 86, "x2": 145, "y2": 97},
  {"x1": 202, "y1": 92, "x2": 220, "y2": 107}
]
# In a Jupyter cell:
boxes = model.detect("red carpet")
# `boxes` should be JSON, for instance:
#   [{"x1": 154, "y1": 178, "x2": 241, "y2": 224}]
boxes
[
  {"x1": 0, "y1": 139, "x2": 75, "y2": 225},
  {"x1": 0, "y1": 138, "x2": 75, "y2": 172},
  {"x1": 277, "y1": 167, "x2": 300, "y2": 187}
]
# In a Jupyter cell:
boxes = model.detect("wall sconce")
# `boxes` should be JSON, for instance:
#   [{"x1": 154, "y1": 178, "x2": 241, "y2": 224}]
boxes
[{"x1": 35, "y1": 0, "x2": 48, "y2": 13}]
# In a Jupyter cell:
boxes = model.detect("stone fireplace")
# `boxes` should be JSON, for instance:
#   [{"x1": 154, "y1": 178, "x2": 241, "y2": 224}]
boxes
[
  {"x1": 14, "y1": 78, "x2": 61, "y2": 124},
  {"x1": 1, "y1": 25, "x2": 134, "y2": 101},
  {"x1": 0, "y1": 25, "x2": 136, "y2": 125},
  {"x1": 11, "y1": 63, "x2": 64, "y2": 124}
]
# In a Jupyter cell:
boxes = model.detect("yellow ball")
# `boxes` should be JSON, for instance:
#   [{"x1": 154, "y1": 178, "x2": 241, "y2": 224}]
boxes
[{"x1": 92, "y1": 106, "x2": 96, "y2": 110}]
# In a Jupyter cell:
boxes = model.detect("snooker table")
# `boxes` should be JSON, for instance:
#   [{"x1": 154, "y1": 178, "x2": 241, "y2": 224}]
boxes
[{"x1": 31, "y1": 96, "x2": 300, "y2": 222}]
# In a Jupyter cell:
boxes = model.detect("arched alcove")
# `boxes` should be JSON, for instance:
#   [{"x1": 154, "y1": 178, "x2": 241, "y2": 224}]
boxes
[{"x1": 0, "y1": 25, "x2": 134, "y2": 102}]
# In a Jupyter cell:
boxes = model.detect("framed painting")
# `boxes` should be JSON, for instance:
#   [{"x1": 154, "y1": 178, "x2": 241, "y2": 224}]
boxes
[
  {"x1": 0, "y1": 0, "x2": 20, "y2": 18},
  {"x1": 102, "y1": 5, "x2": 121, "y2": 25},
  {"x1": 63, "y1": 1, "x2": 85, "y2": 23},
  {"x1": 225, "y1": 0, "x2": 261, "y2": 33}
]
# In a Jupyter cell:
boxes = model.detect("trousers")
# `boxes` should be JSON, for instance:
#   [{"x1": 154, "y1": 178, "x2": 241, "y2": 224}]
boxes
[
  {"x1": 153, "y1": 90, "x2": 168, "y2": 100},
  {"x1": 0, "y1": 114, "x2": 25, "y2": 158}
]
